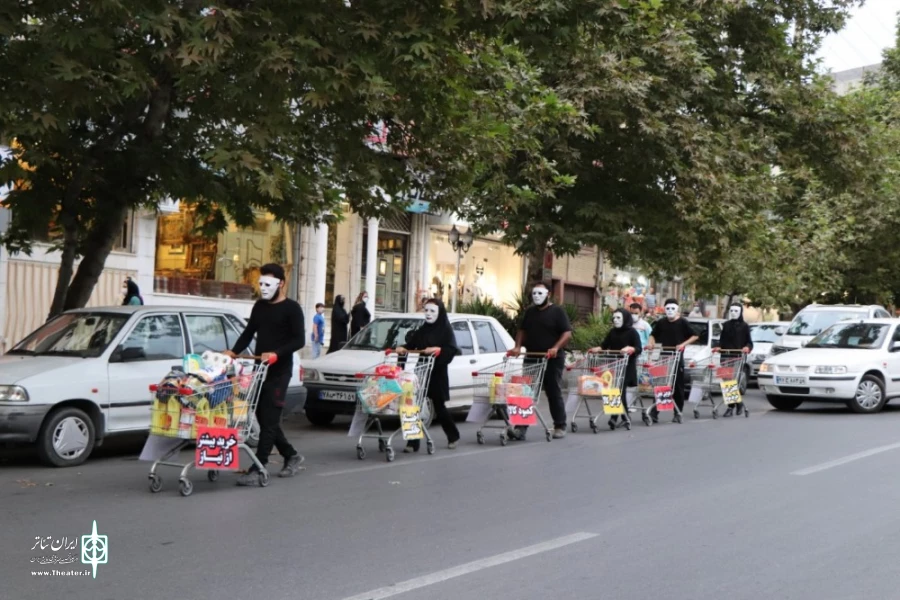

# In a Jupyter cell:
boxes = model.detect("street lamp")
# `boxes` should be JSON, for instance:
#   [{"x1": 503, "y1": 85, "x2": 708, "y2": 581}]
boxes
[{"x1": 448, "y1": 225, "x2": 474, "y2": 313}]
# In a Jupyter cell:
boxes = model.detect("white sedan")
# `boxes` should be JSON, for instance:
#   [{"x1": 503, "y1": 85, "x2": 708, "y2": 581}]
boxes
[{"x1": 758, "y1": 319, "x2": 900, "y2": 414}]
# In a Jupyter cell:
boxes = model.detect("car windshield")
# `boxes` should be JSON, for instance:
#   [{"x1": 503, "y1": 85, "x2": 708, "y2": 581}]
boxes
[
  {"x1": 805, "y1": 323, "x2": 887, "y2": 349},
  {"x1": 787, "y1": 311, "x2": 867, "y2": 337},
  {"x1": 9, "y1": 312, "x2": 129, "y2": 358},
  {"x1": 344, "y1": 318, "x2": 423, "y2": 351},
  {"x1": 688, "y1": 321, "x2": 719, "y2": 345},
  {"x1": 751, "y1": 325, "x2": 783, "y2": 343}
]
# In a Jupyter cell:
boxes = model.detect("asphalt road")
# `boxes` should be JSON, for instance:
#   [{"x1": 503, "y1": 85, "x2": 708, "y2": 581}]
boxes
[{"x1": 4, "y1": 389, "x2": 900, "y2": 600}]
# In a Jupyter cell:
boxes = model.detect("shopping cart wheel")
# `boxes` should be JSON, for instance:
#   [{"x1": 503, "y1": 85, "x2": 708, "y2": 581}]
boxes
[
  {"x1": 178, "y1": 479, "x2": 193, "y2": 497},
  {"x1": 545, "y1": 430, "x2": 552, "y2": 442},
  {"x1": 148, "y1": 474, "x2": 162, "y2": 493},
  {"x1": 674, "y1": 413, "x2": 682, "y2": 424},
  {"x1": 378, "y1": 438, "x2": 386, "y2": 452},
  {"x1": 356, "y1": 445, "x2": 366, "y2": 460},
  {"x1": 571, "y1": 422, "x2": 578, "y2": 433},
  {"x1": 744, "y1": 407, "x2": 750, "y2": 418},
  {"x1": 712, "y1": 410, "x2": 718, "y2": 420},
  {"x1": 641, "y1": 414, "x2": 651, "y2": 427},
  {"x1": 207, "y1": 471, "x2": 219, "y2": 483},
  {"x1": 693, "y1": 409, "x2": 700, "y2": 419},
  {"x1": 476, "y1": 431, "x2": 485, "y2": 445},
  {"x1": 500, "y1": 434, "x2": 508, "y2": 446},
  {"x1": 385, "y1": 448, "x2": 395, "y2": 462},
  {"x1": 426, "y1": 441, "x2": 435, "y2": 455},
  {"x1": 624, "y1": 421, "x2": 632, "y2": 431},
  {"x1": 258, "y1": 471, "x2": 270, "y2": 487}
]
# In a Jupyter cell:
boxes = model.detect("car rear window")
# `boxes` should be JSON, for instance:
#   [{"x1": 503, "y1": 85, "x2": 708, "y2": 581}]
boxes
[{"x1": 787, "y1": 311, "x2": 867, "y2": 337}]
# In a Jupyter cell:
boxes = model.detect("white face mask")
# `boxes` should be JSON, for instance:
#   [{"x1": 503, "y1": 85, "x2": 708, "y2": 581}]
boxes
[
  {"x1": 532, "y1": 287, "x2": 549, "y2": 306},
  {"x1": 613, "y1": 313, "x2": 624, "y2": 328},
  {"x1": 631, "y1": 312, "x2": 642, "y2": 322},
  {"x1": 665, "y1": 304, "x2": 679, "y2": 320},
  {"x1": 729, "y1": 306, "x2": 741, "y2": 320},
  {"x1": 424, "y1": 304, "x2": 439, "y2": 324},
  {"x1": 258, "y1": 275, "x2": 281, "y2": 301}
]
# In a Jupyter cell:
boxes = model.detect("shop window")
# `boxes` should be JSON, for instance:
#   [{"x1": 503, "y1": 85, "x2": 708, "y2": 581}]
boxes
[
  {"x1": 153, "y1": 204, "x2": 294, "y2": 300},
  {"x1": 33, "y1": 211, "x2": 135, "y2": 252}
]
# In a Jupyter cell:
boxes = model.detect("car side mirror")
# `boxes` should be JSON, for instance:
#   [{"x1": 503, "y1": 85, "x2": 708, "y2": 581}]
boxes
[
  {"x1": 774, "y1": 327, "x2": 786, "y2": 336},
  {"x1": 891, "y1": 341, "x2": 900, "y2": 353},
  {"x1": 112, "y1": 346, "x2": 146, "y2": 362}
]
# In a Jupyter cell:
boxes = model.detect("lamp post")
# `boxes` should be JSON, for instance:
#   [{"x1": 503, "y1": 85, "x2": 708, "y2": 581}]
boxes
[{"x1": 448, "y1": 224, "x2": 474, "y2": 313}]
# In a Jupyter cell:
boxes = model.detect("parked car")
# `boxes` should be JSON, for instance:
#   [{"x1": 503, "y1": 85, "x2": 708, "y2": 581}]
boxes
[
  {"x1": 769, "y1": 304, "x2": 890, "y2": 357},
  {"x1": 302, "y1": 313, "x2": 515, "y2": 426},
  {"x1": 0, "y1": 306, "x2": 304, "y2": 467},
  {"x1": 747, "y1": 321, "x2": 790, "y2": 384},
  {"x1": 758, "y1": 318, "x2": 900, "y2": 414}
]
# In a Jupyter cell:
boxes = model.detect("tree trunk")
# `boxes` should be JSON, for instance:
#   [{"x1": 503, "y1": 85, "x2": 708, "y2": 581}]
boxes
[
  {"x1": 526, "y1": 243, "x2": 548, "y2": 288},
  {"x1": 63, "y1": 203, "x2": 129, "y2": 310},
  {"x1": 48, "y1": 228, "x2": 78, "y2": 320}
]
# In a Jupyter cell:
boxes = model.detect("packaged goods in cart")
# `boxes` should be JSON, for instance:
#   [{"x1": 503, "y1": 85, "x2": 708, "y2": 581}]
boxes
[
  {"x1": 358, "y1": 375, "x2": 403, "y2": 414},
  {"x1": 492, "y1": 382, "x2": 533, "y2": 405},
  {"x1": 578, "y1": 373, "x2": 612, "y2": 396},
  {"x1": 487, "y1": 375, "x2": 504, "y2": 403}
]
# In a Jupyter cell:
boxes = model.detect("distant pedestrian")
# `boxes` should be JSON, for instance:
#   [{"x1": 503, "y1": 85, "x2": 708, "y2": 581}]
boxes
[
  {"x1": 630, "y1": 302, "x2": 652, "y2": 348},
  {"x1": 350, "y1": 291, "x2": 371, "y2": 337},
  {"x1": 714, "y1": 303, "x2": 753, "y2": 417},
  {"x1": 508, "y1": 283, "x2": 572, "y2": 440},
  {"x1": 224, "y1": 263, "x2": 305, "y2": 485},
  {"x1": 328, "y1": 295, "x2": 349, "y2": 354},
  {"x1": 122, "y1": 278, "x2": 143, "y2": 306},
  {"x1": 311, "y1": 303, "x2": 326, "y2": 359}
]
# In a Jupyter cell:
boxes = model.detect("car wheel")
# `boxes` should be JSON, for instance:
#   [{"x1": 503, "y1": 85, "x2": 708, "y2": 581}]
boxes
[
  {"x1": 766, "y1": 395, "x2": 803, "y2": 411},
  {"x1": 37, "y1": 407, "x2": 96, "y2": 467},
  {"x1": 305, "y1": 407, "x2": 336, "y2": 427},
  {"x1": 847, "y1": 374, "x2": 886, "y2": 414}
]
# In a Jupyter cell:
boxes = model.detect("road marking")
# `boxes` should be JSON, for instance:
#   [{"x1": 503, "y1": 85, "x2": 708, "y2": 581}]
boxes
[
  {"x1": 338, "y1": 532, "x2": 598, "y2": 600},
  {"x1": 317, "y1": 446, "x2": 511, "y2": 476},
  {"x1": 791, "y1": 441, "x2": 900, "y2": 476}
]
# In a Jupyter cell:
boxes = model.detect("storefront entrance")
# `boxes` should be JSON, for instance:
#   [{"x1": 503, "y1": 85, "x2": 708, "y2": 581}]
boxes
[{"x1": 361, "y1": 232, "x2": 408, "y2": 313}]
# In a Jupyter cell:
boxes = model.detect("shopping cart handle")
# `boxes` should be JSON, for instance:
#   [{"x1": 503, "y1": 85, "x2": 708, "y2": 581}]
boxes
[
  {"x1": 149, "y1": 384, "x2": 158, "y2": 392},
  {"x1": 178, "y1": 387, "x2": 194, "y2": 395}
]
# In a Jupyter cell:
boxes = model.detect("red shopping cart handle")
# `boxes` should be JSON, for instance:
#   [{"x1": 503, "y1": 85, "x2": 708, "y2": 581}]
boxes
[
  {"x1": 149, "y1": 384, "x2": 158, "y2": 392},
  {"x1": 388, "y1": 348, "x2": 442, "y2": 357}
]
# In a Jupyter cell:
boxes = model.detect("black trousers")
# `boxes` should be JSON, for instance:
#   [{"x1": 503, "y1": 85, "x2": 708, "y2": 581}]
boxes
[
  {"x1": 650, "y1": 363, "x2": 685, "y2": 417},
  {"x1": 514, "y1": 356, "x2": 567, "y2": 431},
  {"x1": 252, "y1": 371, "x2": 297, "y2": 469},
  {"x1": 408, "y1": 392, "x2": 460, "y2": 449}
]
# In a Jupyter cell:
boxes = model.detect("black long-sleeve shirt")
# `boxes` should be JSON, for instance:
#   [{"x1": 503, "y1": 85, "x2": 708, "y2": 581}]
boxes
[{"x1": 231, "y1": 299, "x2": 305, "y2": 376}]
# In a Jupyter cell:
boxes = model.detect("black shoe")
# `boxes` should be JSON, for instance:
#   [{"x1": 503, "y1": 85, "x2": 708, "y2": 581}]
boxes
[
  {"x1": 650, "y1": 412, "x2": 659, "y2": 424},
  {"x1": 724, "y1": 407, "x2": 734, "y2": 417},
  {"x1": 278, "y1": 454, "x2": 304, "y2": 478},
  {"x1": 608, "y1": 418, "x2": 616, "y2": 431},
  {"x1": 236, "y1": 471, "x2": 261, "y2": 487},
  {"x1": 507, "y1": 427, "x2": 526, "y2": 441},
  {"x1": 735, "y1": 404, "x2": 744, "y2": 416}
]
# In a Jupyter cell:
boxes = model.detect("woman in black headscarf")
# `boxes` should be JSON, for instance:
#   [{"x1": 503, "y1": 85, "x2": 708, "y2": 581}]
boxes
[
  {"x1": 396, "y1": 298, "x2": 461, "y2": 452},
  {"x1": 350, "y1": 291, "x2": 371, "y2": 337},
  {"x1": 327, "y1": 295, "x2": 349, "y2": 354},
  {"x1": 122, "y1": 278, "x2": 144, "y2": 306},
  {"x1": 590, "y1": 308, "x2": 642, "y2": 430}
]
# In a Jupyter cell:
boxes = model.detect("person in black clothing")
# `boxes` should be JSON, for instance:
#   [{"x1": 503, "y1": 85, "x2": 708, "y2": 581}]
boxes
[
  {"x1": 646, "y1": 298, "x2": 699, "y2": 423},
  {"x1": 328, "y1": 295, "x2": 350, "y2": 354},
  {"x1": 397, "y1": 299, "x2": 461, "y2": 451},
  {"x1": 509, "y1": 283, "x2": 573, "y2": 440},
  {"x1": 122, "y1": 278, "x2": 144, "y2": 306},
  {"x1": 590, "y1": 308, "x2": 642, "y2": 430},
  {"x1": 225, "y1": 264, "x2": 306, "y2": 486},
  {"x1": 715, "y1": 303, "x2": 753, "y2": 417},
  {"x1": 350, "y1": 291, "x2": 371, "y2": 338}
]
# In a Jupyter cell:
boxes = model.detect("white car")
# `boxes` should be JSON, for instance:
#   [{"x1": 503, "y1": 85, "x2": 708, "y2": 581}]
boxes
[
  {"x1": 769, "y1": 304, "x2": 890, "y2": 356},
  {"x1": 758, "y1": 319, "x2": 900, "y2": 414},
  {"x1": 0, "y1": 306, "x2": 304, "y2": 467},
  {"x1": 748, "y1": 321, "x2": 790, "y2": 383},
  {"x1": 301, "y1": 313, "x2": 515, "y2": 426}
]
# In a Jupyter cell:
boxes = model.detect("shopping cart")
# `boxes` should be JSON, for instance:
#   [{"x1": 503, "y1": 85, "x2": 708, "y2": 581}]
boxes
[
  {"x1": 352, "y1": 350, "x2": 437, "y2": 462},
  {"x1": 687, "y1": 349, "x2": 749, "y2": 419},
  {"x1": 470, "y1": 352, "x2": 552, "y2": 445},
  {"x1": 638, "y1": 347, "x2": 684, "y2": 426},
  {"x1": 564, "y1": 350, "x2": 632, "y2": 433},
  {"x1": 147, "y1": 355, "x2": 275, "y2": 497}
]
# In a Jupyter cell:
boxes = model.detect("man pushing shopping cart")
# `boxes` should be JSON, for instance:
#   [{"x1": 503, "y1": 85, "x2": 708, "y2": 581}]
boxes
[{"x1": 645, "y1": 298, "x2": 698, "y2": 423}]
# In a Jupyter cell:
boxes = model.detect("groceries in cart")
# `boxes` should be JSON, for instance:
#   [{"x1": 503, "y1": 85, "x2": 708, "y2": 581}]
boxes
[
  {"x1": 356, "y1": 364, "x2": 418, "y2": 415},
  {"x1": 687, "y1": 349, "x2": 748, "y2": 419}
]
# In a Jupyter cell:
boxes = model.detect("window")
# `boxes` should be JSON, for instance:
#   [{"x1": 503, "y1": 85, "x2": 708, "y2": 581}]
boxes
[
  {"x1": 788, "y1": 310, "x2": 868, "y2": 337},
  {"x1": 751, "y1": 325, "x2": 782, "y2": 344},
  {"x1": 472, "y1": 320, "x2": 500, "y2": 354},
  {"x1": 118, "y1": 315, "x2": 184, "y2": 360},
  {"x1": 807, "y1": 323, "x2": 888, "y2": 349},
  {"x1": 185, "y1": 315, "x2": 229, "y2": 354},
  {"x1": 490, "y1": 324, "x2": 510, "y2": 352},
  {"x1": 452, "y1": 321, "x2": 475, "y2": 355},
  {"x1": 223, "y1": 314, "x2": 254, "y2": 354},
  {"x1": 10, "y1": 312, "x2": 129, "y2": 358},
  {"x1": 346, "y1": 318, "x2": 421, "y2": 351}
]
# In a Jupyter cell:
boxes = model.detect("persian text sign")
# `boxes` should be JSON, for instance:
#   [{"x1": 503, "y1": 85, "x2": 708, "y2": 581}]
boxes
[
  {"x1": 195, "y1": 427, "x2": 240, "y2": 471},
  {"x1": 654, "y1": 386, "x2": 674, "y2": 412},
  {"x1": 507, "y1": 396, "x2": 537, "y2": 426},
  {"x1": 602, "y1": 388, "x2": 625, "y2": 415},
  {"x1": 720, "y1": 380, "x2": 742, "y2": 405},
  {"x1": 400, "y1": 404, "x2": 424, "y2": 441}
]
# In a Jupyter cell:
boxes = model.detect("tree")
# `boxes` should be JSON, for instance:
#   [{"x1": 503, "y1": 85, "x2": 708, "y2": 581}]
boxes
[
  {"x1": 0, "y1": 0, "x2": 568, "y2": 317},
  {"x1": 458, "y1": 0, "x2": 865, "y2": 289}
]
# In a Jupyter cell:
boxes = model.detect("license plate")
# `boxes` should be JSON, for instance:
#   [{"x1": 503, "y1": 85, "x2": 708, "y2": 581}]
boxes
[
  {"x1": 319, "y1": 390, "x2": 356, "y2": 402},
  {"x1": 775, "y1": 376, "x2": 807, "y2": 386}
]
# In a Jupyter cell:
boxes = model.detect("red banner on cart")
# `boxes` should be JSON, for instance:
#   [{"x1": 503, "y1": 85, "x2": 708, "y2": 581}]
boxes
[
  {"x1": 654, "y1": 386, "x2": 674, "y2": 412},
  {"x1": 195, "y1": 426, "x2": 240, "y2": 471},
  {"x1": 507, "y1": 396, "x2": 537, "y2": 426}
]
